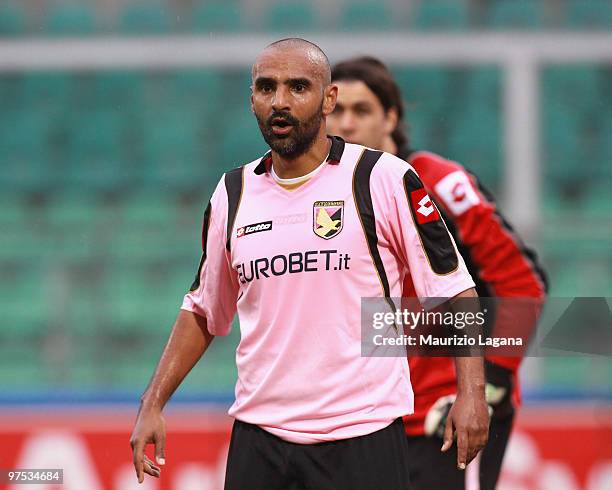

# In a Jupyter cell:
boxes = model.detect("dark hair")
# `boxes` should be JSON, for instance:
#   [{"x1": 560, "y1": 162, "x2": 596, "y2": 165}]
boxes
[{"x1": 331, "y1": 56, "x2": 408, "y2": 150}]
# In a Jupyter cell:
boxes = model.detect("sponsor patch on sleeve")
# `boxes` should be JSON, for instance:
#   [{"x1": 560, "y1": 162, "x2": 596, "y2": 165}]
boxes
[
  {"x1": 434, "y1": 170, "x2": 480, "y2": 216},
  {"x1": 409, "y1": 188, "x2": 441, "y2": 225}
]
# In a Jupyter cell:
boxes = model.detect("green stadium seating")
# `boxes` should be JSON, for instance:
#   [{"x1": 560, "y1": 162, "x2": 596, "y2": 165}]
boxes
[
  {"x1": 21, "y1": 73, "x2": 73, "y2": 116},
  {"x1": 109, "y1": 193, "x2": 197, "y2": 263},
  {"x1": 0, "y1": 195, "x2": 28, "y2": 226},
  {"x1": 120, "y1": 191, "x2": 178, "y2": 225},
  {"x1": 340, "y1": 1, "x2": 393, "y2": 31},
  {"x1": 45, "y1": 4, "x2": 95, "y2": 35},
  {"x1": 413, "y1": 0, "x2": 470, "y2": 30},
  {"x1": 192, "y1": 2, "x2": 243, "y2": 32},
  {"x1": 567, "y1": 0, "x2": 612, "y2": 28},
  {"x1": 542, "y1": 105, "x2": 582, "y2": 187},
  {"x1": 392, "y1": 66, "x2": 453, "y2": 115},
  {"x1": 0, "y1": 112, "x2": 51, "y2": 191},
  {"x1": 265, "y1": 2, "x2": 317, "y2": 32},
  {"x1": 447, "y1": 107, "x2": 501, "y2": 188},
  {"x1": 118, "y1": 1, "x2": 172, "y2": 34},
  {"x1": 220, "y1": 111, "x2": 268, "y2": 169},
  {"x1": 0, "y1": 267, "x2": 50, "y2": 337},
  {"x1": 172, "y1": 69, "x2": 224, "y2": 106},
  {"x1": 404, "y1": 107, "x2": 438, "y2": 151},
  {"x1": 487, "y1": 0, "x2": 545, "y2": 29},
  {"x1": 139, "y1": 106, "x2": 219, "y2": 189},
  {"x1": 44, "y1": 193, "x2": 107, "y2": 263},
  {"x1": 0, "y1": 223, "x2": 42, "y2": 265},
  {"x1": 63, "y1": 111, "x2": 130, "y2": 191},
  {"x1": 0, "y1": 2, "x2": 26, "y2": 36},
  {"x1": 543, "y1": 66, "x2": 601, "y2": 112},
  {"x1": 0, "y1": 74, "x2": 24, "y2": 111},
  {"x1": 90, "y1": 71, "x2": 144, "y2": 110},
  {"x1": 101, "y1": 264, "x2": 187, "y2": 334}
]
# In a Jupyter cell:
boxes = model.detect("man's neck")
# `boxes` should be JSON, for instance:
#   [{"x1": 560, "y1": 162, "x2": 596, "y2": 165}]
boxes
[
  {"x1": 381, "y1": 136, "x2": 397, "y2": 156},
  {"x1": 271, "y1": 129, "x2": 331, "y2": 179}
]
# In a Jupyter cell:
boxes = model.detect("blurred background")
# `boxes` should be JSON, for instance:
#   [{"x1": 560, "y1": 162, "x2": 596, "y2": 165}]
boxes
[{"x1": 0, "y1": 1, "x2": 610, "y2": 489}]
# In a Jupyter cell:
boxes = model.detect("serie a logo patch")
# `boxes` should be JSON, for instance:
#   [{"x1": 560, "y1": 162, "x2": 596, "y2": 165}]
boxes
[
  {"x1": 313, "y1": 200, "x2": 344, "y2": 239},
  {"x1": 237, "y1": 220, "x2": 272, "y2": 238}
]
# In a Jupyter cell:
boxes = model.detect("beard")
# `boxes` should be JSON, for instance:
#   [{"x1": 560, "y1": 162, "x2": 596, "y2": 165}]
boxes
[{"x1": 255, "y1": 103, "x2": 323, "y2": 159}]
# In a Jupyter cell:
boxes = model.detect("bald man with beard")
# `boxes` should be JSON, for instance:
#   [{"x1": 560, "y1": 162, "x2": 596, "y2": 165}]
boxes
[{"x1": 129, "y1": 38, "x2": 488, "y2": 490}]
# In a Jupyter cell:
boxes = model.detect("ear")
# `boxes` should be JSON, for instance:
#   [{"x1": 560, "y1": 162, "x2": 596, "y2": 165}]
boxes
[
  {"x1": 322, "y1": 84, "x2": 338, "y2": 117},
  {"x1": 384, "y1": 107, "x2": 398, "y2": 137},
  {"x1": 250, "y1": 92, "x2": 255, "y2": 114}
]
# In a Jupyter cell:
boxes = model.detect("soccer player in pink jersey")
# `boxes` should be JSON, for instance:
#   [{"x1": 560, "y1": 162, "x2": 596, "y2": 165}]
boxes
[
  {"x1": 328, "y1": 56, "x2": 547, "y2": 490},
  {"x1": 130, "y1": 38, "x2": 489, "y2": 489}
]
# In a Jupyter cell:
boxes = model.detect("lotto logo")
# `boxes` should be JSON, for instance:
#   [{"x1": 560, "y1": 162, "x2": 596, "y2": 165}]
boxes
[
  {"x1": 237, "y1": 220, "x2": 272, "y2": 238},
  {"x1": 417, "y1": 195, "x2": 435, "y2": 217},
  {"x1": 410, "y1": 189, "x2": 440, "y2": 224}
]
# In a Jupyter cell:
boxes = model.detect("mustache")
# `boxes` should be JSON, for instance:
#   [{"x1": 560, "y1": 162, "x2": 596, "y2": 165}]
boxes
[{"x1": 266, "y1": 111, "x2": 299, "y2": 127}]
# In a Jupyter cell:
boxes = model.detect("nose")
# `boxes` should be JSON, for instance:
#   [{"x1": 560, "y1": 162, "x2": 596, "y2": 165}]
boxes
[
  {"x1": 272, "y1": 85, "x2": 291, "y2": 112},
  {"x1": 338, "y1": 112, "x2": 356, "y2": 136}
]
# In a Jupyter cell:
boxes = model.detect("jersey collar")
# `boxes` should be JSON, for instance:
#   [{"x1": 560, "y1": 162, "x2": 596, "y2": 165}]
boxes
[{"x1": 254, "y1": 135, "x2": 345, "y2": 175}]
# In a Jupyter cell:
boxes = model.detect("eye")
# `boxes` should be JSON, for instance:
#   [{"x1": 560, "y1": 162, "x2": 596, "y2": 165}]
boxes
[
  {"x1": 293, "y1": 83, "x2": 306, "y2": 93},
  {"x1": 261, "y1": 83, "x2": 273, "y2": 93}
]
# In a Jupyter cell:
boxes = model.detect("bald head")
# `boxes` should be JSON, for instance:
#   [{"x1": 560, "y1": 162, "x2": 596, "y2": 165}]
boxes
[{"x1": 253, "y1": 38, "x2": 331, "y2": 87}]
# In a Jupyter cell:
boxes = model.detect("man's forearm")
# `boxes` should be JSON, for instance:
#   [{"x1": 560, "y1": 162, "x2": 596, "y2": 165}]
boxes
[
  {"x1": 454, "y1": 357, "x2": 486, "y2": 396},
  {"x1": 140, "y1": 309, "x2": 214, "y2": 410},
  {"x1": 450, "y1": 288, "x2": 486, "y2": 396}
]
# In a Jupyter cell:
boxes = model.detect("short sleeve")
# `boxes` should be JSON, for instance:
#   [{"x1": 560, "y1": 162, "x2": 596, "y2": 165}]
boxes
[
  {"x1": 181, "y1": 181, "x2": 240, "y2": 335},
  {"x1": 387, "y1": 167, "x2": 475, "y2": 308}
]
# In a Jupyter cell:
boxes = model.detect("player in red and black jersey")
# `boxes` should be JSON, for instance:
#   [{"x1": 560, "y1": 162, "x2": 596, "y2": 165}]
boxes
[{"x1": 328, "y1": 56, "x2": 548, "y2": 490}]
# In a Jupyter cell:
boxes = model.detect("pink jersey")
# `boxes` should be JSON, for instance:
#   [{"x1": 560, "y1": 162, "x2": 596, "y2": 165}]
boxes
[{"x1": 182, "y1": 136, "x2": 475, "y2": 444}]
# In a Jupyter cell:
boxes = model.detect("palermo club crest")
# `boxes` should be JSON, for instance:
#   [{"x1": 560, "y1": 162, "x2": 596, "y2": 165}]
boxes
[{"x1": 313, "y1": 200, "x2": 344, "y2": 239}]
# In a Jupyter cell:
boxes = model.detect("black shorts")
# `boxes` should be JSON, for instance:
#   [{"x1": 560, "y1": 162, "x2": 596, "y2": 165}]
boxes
[{"x1": 224, "y1": 418, "x2": 411, "y2": 490}]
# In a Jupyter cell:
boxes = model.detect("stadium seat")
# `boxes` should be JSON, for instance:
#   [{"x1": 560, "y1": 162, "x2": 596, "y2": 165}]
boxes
[
  {"x1": 110, "y1": 193, "x2": 195, "y2": 263},
  {"x1": 192, "y1": 2, "x2": 243, "y2": 32},
  {"x1": 566, "y1": 0, "x2": 612, "y2": 29},
  {"x1": 542, "y1": 105, "x2": 582, "y2": 187},
  {"x1": 413, "y1": 0, "x2": 470, "y2": 30},
  {"x1": 340, "y1": 1, "x2": 393, "y2": 31},
  {"x1": 466, "y1": 67, "x2": 500, "y2": 104},
  {"x1": 487, "y1": 0, "x2": 545, "y2": 29},
  {"x1": 21, "y1": 72, "x2": 73, "y2": 115},
  {"x1": 63, "y1": 110, "x2": 131, "y2": 191},
  {"x1": 0, "y1": 112, "x2": 52, "y2": 191},
  {"x1": 0, "y1": 222, "x2": 42, "y2": 265},
  {"x1": 0, "y1": 2, "x2": 26, "y2": 36},
  {"x1": 0, "y1": 74, "x2": 24, "y2": 111},
  {"x1": 542, "y1": 66, "x2": 601, "y2": 112},
  {"x1": 170, "y1": 69, "x2": 224, "y2": 115},
  {"x1": 265, "y1": 2, "x2": 317, "y2": 32},
  {"x1": 119, "y1": 191, "x2": 178, "y2": 225},
  {"x1": 447, "y1": 107, "x2": 501, "y2": 189},
  {"x1": 45, "y1": 4, "x2": 95, "y2": 36},
  {"x1": 44, "y1": 193, "x2": 108, "y2": 264},
  {"x1": 90, "y1": 71, "x2": 144, "y2": 110},
  {"x1": 139, "y1": 106, "x2": 218, "y2": 189},
  {"x1": 102, "y1": 265, "x2": 186, "y2": 333},
  {"x1": 0, "y1": 267, "x2": 50, "y2": 337},
  {"x1": 118, "y1": 1, "x2": 172, "y2": 34},
  {"x1": 392, "y1": 66, "x2": 453, "y2": 116},
  {"x1": 220, "y1": 111, "x2": 268, "y2": 169}
]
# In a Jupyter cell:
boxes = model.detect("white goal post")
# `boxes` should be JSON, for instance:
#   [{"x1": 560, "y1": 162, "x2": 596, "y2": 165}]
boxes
[{"x1": 1, "y1": 33, "x2": 611, "y2": 239}]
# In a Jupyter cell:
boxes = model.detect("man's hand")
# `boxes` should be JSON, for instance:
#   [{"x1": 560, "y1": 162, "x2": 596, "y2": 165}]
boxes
[
  {"x1": 441, "y1": 393, "x2": 489, "y2": 470},
  {"x1": 130, "y1": 406, "x2": 166, "y2": 483}
]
